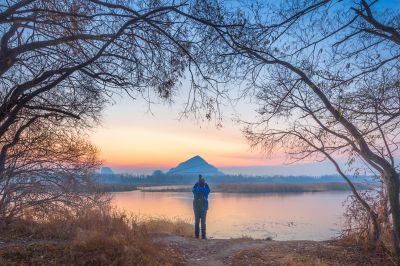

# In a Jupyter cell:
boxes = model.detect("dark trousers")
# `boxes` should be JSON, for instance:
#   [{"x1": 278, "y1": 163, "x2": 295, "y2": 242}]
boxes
[{"x1": 194, "y1": 209, "x2": 207, "y2": 239}]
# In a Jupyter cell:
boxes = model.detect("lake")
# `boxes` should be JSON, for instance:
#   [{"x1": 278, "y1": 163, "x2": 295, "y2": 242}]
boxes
[{"x1": 111, "y1": 189, "x2": 351, "y2": 241}]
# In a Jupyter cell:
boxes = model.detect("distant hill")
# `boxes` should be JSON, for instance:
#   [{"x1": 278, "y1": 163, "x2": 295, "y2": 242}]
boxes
[
  {"x1": 100, "y1": 167, "x2": 114, "y2": 175},
  {"x1": 166, "y1": 155, "x2": 224, "y2": 176}
]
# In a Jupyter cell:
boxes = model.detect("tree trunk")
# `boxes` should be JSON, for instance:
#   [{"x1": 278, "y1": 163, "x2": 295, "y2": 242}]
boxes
[
  {"x1": 387, "y1": 170, "x2": 400, "y2": 255},
  {"x1": 370, "y1": 210, "x2": 381, "y2": 244},
  {"x1": 325, "y1": 153, "x2": 381, "y2": 243}
]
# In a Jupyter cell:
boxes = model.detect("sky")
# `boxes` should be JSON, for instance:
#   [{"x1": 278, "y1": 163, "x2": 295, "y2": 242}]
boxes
[
  {"x1": 89, "y1": 0, "x2": 400, "y2": 176},
  {"x1": 89, "y1": 91, "x2": 340, "y2": 175}
]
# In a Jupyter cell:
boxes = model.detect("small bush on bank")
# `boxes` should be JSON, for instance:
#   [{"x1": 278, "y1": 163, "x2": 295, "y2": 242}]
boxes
[{"x1": 142, "y1": 217, "x2": 192, "y2": 237}]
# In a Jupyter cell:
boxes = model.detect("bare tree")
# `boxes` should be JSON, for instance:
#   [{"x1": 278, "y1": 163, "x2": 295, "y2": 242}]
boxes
[
  {"x1": 199, "y1": 0, "x2": 400, "y2": 253},
  {"x1": 0, "y1": 120, "x2": 103, "y2": 222},
  {"x1": 0, "y1": 0, "x2": 239, "y2": 221}
]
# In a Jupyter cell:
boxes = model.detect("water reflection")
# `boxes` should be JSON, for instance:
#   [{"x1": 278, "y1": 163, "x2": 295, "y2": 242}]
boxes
[{"x1": 111, "y1": 190, "x2": 350, "y2": 240}]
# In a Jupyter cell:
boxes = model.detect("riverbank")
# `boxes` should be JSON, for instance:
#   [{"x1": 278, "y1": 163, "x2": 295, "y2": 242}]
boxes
[
  {"x1": 0, "y1": 205, "x2": 391, "y2": 265},
  {"x1": 1, "y1": 234, "x2": 392, "y2": 265}
]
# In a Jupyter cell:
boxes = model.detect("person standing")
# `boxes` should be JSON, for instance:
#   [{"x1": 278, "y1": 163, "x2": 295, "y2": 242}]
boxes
[{"x1": 192, "y1": 175, "x2": 210, "y2": 239}]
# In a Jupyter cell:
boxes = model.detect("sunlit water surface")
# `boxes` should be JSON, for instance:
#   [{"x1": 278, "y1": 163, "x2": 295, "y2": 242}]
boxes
[{"x1": 111, "y1": 189, "x2": 351, "y2": 240}]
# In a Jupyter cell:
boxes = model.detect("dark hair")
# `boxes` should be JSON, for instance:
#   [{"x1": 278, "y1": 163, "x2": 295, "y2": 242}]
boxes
[
  {"x1": 198, "y1": 174, "x2": 202, "y2": 178},
  {"x1": 199, "y1": 178, "x2": 205, "y2": 187}
]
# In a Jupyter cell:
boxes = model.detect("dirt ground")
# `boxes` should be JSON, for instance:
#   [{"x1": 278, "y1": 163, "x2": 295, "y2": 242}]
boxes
[
  {"x1": 0, "y1": 235, "x2": 394, "y2": 265},
  {"x1": 157, "y1": 235, "x2": 394, "y2": 266}
]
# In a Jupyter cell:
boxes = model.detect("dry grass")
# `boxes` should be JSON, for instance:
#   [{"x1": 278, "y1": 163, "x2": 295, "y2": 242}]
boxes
[
  {"x1": 215, "y1": 182, "x2": 371, "y2": 193},
  {"x1": 142, "y1": 217, "x2": 193, "y2": 237},
  {"x1": 338, "y1": 233, "x2": 396, "y2": 265},
  {"x1": 95, "y1": 183, "x2": 137, "y2": 192},
  {"x1": 229, "y1": 241, "x2": 394, "y2": 266},
  {"x1": 0, "y1": 208, "x2": 189, "y2": 265},
  {"x1": 141, "y1": 182, "x2": 373, "y2": 193},
  {"x1": 280, "y1": 253, "x2": 329, "y2": 266},
  {"x1": 229, "y1": 248, "x2": 328, "y2": 266},
  {"x1": 230, "y1": 248, "x2": 267, "y2": 265}
]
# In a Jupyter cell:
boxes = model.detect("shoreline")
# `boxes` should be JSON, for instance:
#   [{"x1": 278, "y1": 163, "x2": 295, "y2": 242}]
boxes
[
  {"x1": 137, "y1": 182, "x2": 374, "y2": 193},
  {"x1": 0, "y1": 212, "x2": 391, "y2": 265}
]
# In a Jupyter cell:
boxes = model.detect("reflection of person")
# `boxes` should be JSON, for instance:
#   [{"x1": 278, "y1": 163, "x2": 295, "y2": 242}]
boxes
[{"x1": 192, "y1": 174, "x2": 210, "y2": 239}]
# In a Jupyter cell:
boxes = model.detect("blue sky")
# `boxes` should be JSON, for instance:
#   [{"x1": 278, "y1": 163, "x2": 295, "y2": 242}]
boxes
[{"x1": 89, "y1": 0, "x2": 399, "y2": 176}]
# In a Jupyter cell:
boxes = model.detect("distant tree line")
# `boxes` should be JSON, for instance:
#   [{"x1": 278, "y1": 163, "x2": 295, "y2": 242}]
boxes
[{"x1": 95, "y1": 172, "x2": 377, "y2": 185}]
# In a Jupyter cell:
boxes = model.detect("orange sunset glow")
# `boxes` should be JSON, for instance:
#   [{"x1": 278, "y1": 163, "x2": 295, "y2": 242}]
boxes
[
  {"x1": 90, "y1": 118, "x2": 286, "y2": 169},
  {"x1": 88, "y1": 96, "x2": 286, "y2": 172}
]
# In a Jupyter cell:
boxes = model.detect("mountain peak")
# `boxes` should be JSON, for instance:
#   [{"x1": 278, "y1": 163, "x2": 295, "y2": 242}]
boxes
[
  {"x1": 167, "y1": 155, "x2": 224, "y2": 176},
  {"x1": 187, "y1": 155, "x2": 206, "y2": 162}
]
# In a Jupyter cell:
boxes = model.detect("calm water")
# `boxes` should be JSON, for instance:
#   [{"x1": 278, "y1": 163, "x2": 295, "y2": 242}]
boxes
[{"x1": 111, "y1": 189, "x2": 351, "y2": 240}]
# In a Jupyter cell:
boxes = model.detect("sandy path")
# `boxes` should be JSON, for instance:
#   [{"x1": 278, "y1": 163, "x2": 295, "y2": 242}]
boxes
[{"x1": 159, "y1": 235, "x2": 267, "y2": 265}]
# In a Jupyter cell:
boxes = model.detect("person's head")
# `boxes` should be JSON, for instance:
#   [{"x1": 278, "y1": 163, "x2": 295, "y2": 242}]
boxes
[
  {"x1": 199, "y1": 177, "x2": 205, "y2": 187},
  {"x1": 198, "y1": 174, "x2": 202, "y2": 181}
]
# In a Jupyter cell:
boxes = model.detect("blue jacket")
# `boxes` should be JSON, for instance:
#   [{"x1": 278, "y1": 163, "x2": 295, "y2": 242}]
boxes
[{"x1": 192, "y1": 182, "x2": 210, "y2": 213}]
